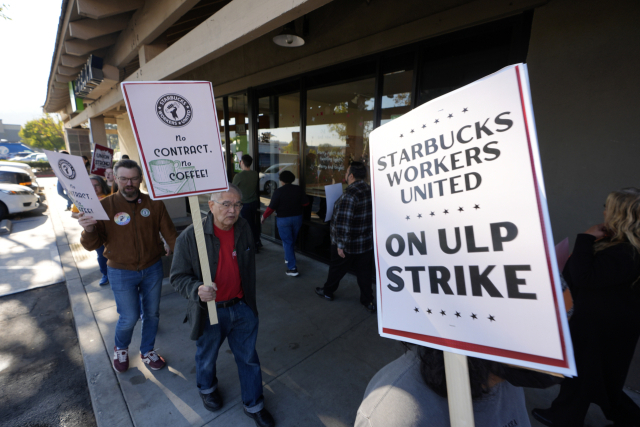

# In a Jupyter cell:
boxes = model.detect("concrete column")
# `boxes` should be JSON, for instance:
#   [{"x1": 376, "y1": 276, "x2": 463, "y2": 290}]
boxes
[{"x1": 89, "y1": 116, "x2": 108, "y2": 148}]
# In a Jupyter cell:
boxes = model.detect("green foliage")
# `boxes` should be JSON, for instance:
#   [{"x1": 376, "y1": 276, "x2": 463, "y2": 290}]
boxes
[
  {"x1": 1, "y1": 3, "x2": 11, "y2": 20},
  {"x1": 19, "y1": 115, "x2": 65, "y2": 151}
]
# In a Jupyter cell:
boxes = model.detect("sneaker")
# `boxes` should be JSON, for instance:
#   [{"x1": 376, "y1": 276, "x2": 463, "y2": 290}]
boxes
[
  {"x1": 363, "y1": 302, "x2": 376, "y2": 313},
  {"x1": 99, "y1": 274, "x2": 109, "y2": 286},
  {"x1": 315, "y1": 287, "x2": 334, "y2": 301},
  {"x1": 141, "y1": 349, "x2": 166, "y2": 370},
  {"x1": 113, "y1": 347, "x2": 129, "y2": 373},
  {"x1": 286, "y1": 268, "x2": 299, "y2": 277},
  {"x1": 244, "y1": 408, "x2": 275, "y2": 427}
]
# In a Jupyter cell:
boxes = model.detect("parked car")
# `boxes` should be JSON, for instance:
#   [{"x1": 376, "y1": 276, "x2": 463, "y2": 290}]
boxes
[
  {"x1": 0, "y1": 142, "x2": 34, "y2": 160},
  {"x1": 259, "y1": 163, "x2": 298, "y2": 194},
  {"x1": 8, "y1": 152, "x2": 34, "y2": 161},
  {"x1": 0, "y1": 165, "x2": 46, "y2": 202},
  {"x1": 19, "y1": 153, "x2": 47, "y2": 162},
  {"x1": 0, "y1": 183, "x2": 39, "y2": 220}
]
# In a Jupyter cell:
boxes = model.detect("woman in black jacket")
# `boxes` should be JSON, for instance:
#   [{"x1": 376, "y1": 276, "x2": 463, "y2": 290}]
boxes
[{"x1": 533, "y1": 187, "x2": 640, "y2": 427}]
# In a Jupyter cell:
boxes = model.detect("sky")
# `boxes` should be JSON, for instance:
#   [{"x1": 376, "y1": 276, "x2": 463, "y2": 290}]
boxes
[{"x1": 0, "y1": 1, "x2": 63, "y2": 126}]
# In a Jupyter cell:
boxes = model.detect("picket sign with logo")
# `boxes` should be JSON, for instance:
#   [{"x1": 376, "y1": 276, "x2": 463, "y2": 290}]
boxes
[
  {"x1": 369, "y1": 64, "x2": 576, "y2": 425},
  {"x1": 121, "y1": 81, "x2": 230, "y2": 325},
  {"x1": 90, "y1": 143, "x2": 114, "y2": 177},
  {"x1": 45, "y1": 150, "x2": 109, "y2": 220}
]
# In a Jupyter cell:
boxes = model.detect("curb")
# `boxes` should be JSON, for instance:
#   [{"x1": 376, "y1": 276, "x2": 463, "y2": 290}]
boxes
[
  {"x1": 47, "y1": 187, "x2": 134, "y2": 427},
  {"x1": 0, "y1": 219, "x2": 12, "y2": 235}
]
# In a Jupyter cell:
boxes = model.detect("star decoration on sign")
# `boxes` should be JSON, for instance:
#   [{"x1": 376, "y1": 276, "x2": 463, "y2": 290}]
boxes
[
  {"x1": 400, "y1": 134, "x2": 404, "y2": 138},
  {"x1": 434, "y1": 119, "x2": 439, "y2": 124},
  {"x1": 440, "y1": 310, "x2": 446, "y2": 316},
  {"x1": 463, "y1": 108, "x2": 468, "y2": 113},
  {"x1": 458, "y1": 207, "x2": 464, "y2": 212},
  {"x1": 448, "y1": 114, "x2": 453, "y2": 119},
  {"x1": 471, "y1": 313, "x2": 478, "y2": 320},
  {"x1": 443, "y1": 209, "x2": 449, "y2": 214},
  {"x1": 426, "y1": 309, "x2": 432, "y2": 314},
  {"x1": 405, "y1": 215, "x2": 410, "y2": 220},
  {"x1": 474, "y1": 204, "x2": 480, "y2": 210},
  {"x1": 430, "y1": 212, "x2": 435, "y2": 216},
  {"x1": 414, "y1": 307, "x2": 419, "y2": 313},
  {"x1": 417, "y1": 213, "x2": 422, "y2": 218},
  {"x1": 488, "y1": 315, "x2": 496, "y2": 322},
  {"x1": 455, "y1": 311, "x2": 461, "y2": 318},
  {"x1": 422, "y1": 124, "x2": 426, "y2": 129},
  {"x1": 410, "y1": 129, "x2": 414, "y2": 133}
]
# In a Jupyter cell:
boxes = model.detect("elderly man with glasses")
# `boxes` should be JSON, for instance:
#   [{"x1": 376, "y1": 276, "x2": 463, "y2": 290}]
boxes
[
  {"x1": 78, "y1": 159, "x2": 177, "y2": 373},
  {"x1": 170, "y1": 184, "x2": 275, "y2": 427}
]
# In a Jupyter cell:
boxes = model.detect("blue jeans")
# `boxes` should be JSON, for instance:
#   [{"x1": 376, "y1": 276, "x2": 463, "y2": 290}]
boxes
[
  {"x1": 96, "y1": 245, "x2": 108, "y2": 277},
  {"x1": 57, "y1": 180, "x2": 72, "y2": 208},
  {"x1": 196, "y1": 300, "x2": 264, "y2": 413},
  {"x1": 108, "y1": 260, "x2": 163, "y2": 354},
  {"x1": 277, "y1": 215, "x2": 302, "y2": 269},
  {"x1": 240, "y1": 200, "x2": 261, "y2": 245}
]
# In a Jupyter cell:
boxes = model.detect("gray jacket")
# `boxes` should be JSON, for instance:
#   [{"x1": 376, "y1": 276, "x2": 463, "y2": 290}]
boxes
[{"x1": 170, "y1": 212, "x2": 258, "y2": 341}]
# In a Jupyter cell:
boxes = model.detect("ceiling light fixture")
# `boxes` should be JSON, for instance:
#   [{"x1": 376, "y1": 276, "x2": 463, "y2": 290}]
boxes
[{"x1": 273, "y1": 21, "x2": 305, "y2": 47}]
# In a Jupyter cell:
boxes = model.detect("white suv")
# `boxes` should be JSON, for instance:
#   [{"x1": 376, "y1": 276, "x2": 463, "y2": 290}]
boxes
[{"x1": 0, "y1": 183, "x2": 39, "y2": 220}]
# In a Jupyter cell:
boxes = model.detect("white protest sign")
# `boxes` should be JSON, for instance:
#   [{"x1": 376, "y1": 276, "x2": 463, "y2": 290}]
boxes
[
  {"x1": 324, "y1": 183, "x2": 343, "y2": 222},
  {"x1": 121, "y1": 81, "x2": 228, "y2": 200},
  {"x1": 45, "y1": 150, "x2": 109, "y2": 220},
  {"x1": 370, "y1": 64, "x2": 575, "y2": 376}
]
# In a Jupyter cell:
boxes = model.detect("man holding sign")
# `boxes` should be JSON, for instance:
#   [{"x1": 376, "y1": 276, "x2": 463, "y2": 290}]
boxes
[
  {"x1": 79, "y1": 159, "x2": 177, "y2": 373},
  {"x1": 171, "y1": 185, "x2": 274, "y2": 427}
]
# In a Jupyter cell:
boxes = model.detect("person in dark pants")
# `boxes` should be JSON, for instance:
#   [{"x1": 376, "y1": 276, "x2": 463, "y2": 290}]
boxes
[
  {"x1": 233, "y1": 154, "x2": 262, "y2": 252},
  {"x1": 532, "y1": 188, "x2": 640, "y2": 427},
  {"x1": 261, "y1": 170, "x2": 309, "y2": 277},
  {"x1": 171, "y1": 185, "x2": 275, "y2": 427},
  {"x1": 315, "y1": 161, "x2": 375, "y2": 313}
]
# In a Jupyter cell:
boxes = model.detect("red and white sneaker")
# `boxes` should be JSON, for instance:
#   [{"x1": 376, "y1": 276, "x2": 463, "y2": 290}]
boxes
[
  {"x1": 113, "y1": 347, "x2": 129, "y2": 373},
  {"x1": 141, "y1": 349, "x2": 166, "y2": 370}
]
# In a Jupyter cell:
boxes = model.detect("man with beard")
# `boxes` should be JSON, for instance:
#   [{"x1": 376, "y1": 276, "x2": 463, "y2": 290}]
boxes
[{"x1": 78, "y1": 159, "x2": 177, "y2": 373}]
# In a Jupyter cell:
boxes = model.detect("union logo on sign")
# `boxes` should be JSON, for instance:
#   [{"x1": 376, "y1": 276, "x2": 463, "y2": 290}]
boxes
[
  {"x1": 156, "y1": 93, "x2": 193, "y2": 127},
  {"x1": 58, "y1": 159, "x2": 76, "y2": 180}
]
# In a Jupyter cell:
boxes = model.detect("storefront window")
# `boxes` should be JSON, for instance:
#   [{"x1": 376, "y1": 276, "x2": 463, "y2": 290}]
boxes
[
  {"x1": 228, "y1": 93, "x2": 251, "y2": 173},
  {"x1": 381, "y1": 70, "x2": 413, "y2": 125},
  {"x1": 256, "y1": 93, "x2": 301, "y2": 239},
  {"x1": 302, "y1": 78, "x2": 375, "y2": 257},
  {"x1": 197, "y1": 96, "x2": 226, "y2": 213}
]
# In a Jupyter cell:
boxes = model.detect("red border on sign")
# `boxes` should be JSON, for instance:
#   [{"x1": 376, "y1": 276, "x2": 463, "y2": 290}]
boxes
[
  {"x1": 371, "y1": 65, "x2": 569, "y2": 369},
  {"x1": 121, "y1": 81, "x2": 229, "y2": 199}
]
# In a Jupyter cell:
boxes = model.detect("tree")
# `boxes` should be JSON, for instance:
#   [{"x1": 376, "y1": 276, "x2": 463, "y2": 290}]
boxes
[{"x1": 20, "y1": 115, "x2": 65, "y2": 151}]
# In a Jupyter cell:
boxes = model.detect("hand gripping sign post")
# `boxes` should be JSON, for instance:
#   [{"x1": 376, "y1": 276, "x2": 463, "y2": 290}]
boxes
[
  {"x1": 45, "y1": 150, "x2": 109, "y2": 220},
  {"x1": 369, "y1": 64, "x2": 576, "y2": 425},
  {"x1": 121, "y1": 81, "x2": 229, "y2": 325}
]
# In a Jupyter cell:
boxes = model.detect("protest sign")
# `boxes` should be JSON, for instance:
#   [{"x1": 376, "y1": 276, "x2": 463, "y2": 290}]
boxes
[
  {"x1": 369, "y1": 64, "x2": 575, "y2": 377},
  {"x1": 45, "y1": 150, "x2": 109, "y2": 220},
  {"x1": 121, "y1": 81, "x2": 228, "y2": 200},
  {"x1": 324, "y1": 183, "x2": 343, "y2": 222},
  {"x1": 121, "y1": 81, "x2": 227, "y2": 325},
  {"x1": 90, "y1": 143, "x2": 114, "y2": 177}
]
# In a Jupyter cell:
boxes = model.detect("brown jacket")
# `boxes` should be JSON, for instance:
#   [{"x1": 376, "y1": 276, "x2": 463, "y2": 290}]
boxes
[{"x1": 80, "y1": 191, "x2": 177, "y2": 271}]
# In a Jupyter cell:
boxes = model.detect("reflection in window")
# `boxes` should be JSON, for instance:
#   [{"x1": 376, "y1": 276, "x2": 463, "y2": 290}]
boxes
[
  {"x1": 228, "y1": 94, "x2": 250, "y2": 173},
  {"x1": 256, "y1": 93, "x2": 301, "y2": 239},
  {"x1": 304, "y1": 78, "x2": 375, "y2": 223},
  {"x1": 198, "y1": 96, "x2": 226, "y2": 213},
  {"x1": 380, "y1": 70, "x2": 413, "y2": 126}
]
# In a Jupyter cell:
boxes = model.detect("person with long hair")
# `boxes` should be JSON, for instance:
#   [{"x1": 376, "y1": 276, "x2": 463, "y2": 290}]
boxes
[
  {"x1": 356, "y1": 345, "x2": 557, "y2": 426},
  {"x1": 533, "y1": 187, "x2": 640, "y2": 426},
  {"x1": 71, "y1": 175, "x2": 111, "y2": 285}
]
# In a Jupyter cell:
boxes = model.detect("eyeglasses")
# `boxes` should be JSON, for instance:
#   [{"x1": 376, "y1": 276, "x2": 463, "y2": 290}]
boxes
[
  {"x1": 213, "y1": 200, "x2": 243, "y2": 210},
  {"x1": 117, "y1": 176, "x2": 141, "y2": 183}
]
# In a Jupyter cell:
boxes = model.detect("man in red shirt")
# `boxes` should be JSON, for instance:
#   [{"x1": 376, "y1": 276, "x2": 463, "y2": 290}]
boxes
[{"x1": 171, "y1": 184, "x2": 274, "y2": 427}]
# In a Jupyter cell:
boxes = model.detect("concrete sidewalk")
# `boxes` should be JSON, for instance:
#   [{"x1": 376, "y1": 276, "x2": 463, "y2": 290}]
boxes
[{"x1": 45, "y1": 181, "x2": 638, "y2": 427}]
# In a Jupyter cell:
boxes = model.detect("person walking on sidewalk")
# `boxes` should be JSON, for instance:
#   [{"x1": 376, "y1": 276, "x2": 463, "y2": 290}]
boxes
[
  {"x1": 77, "y1": 159, "x2": 177, "y2": 373},
  {"x1": 315, "y1": 161, "x2": 376, "y2": 313},
  {"x1": 232, "y1": 154, "x2": 262, "y2": 252},
  {"x1": 261, "y1": 170, "x2": 309, "y2": 276},
  {"x1": 171, "y1": 185, "x2": 275, "y2": 427}
]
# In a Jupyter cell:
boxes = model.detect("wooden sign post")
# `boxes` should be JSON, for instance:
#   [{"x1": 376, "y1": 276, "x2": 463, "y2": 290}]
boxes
[
  {"x1": 444, "y1": 352, "x2": 475, "y2": 426},
  {"x1": 189, "y1": 196, "x2": 218, "y2": 325}
]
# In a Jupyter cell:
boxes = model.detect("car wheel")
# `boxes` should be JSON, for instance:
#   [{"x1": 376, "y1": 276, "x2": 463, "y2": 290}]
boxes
[
  {"x1": 264, "y1": 181, "x2": 277, "y2": 194},
  {"x1": 0, "y1": 202, "x2": 7, "y2": 221}
]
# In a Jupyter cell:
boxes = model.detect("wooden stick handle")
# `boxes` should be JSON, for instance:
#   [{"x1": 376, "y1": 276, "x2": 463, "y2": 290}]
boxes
[
  {"x1": 188, "y1": 196, "x2": 218, "y2": 325},
  {"x1": 444, "y1": 351, "x2": 475, "y2": 427}
]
